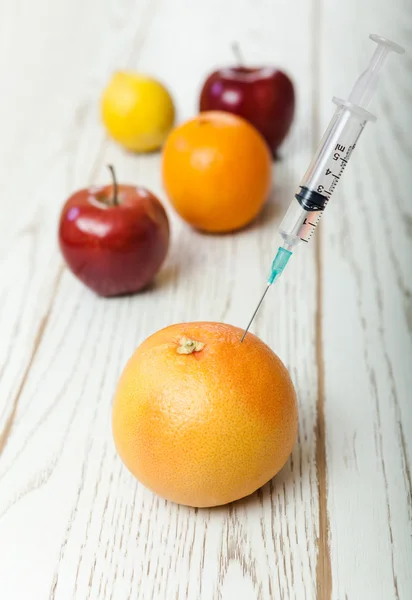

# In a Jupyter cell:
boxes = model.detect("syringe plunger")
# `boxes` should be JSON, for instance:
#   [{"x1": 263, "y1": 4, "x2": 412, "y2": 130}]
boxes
[{"x1": 348, "y1": 34, "x2": 405, "y2": 110}]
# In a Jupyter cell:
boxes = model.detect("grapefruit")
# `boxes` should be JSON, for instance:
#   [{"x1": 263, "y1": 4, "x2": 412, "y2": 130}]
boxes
[{"x1": 112, "y1": 322, "x2": 297, "y2": 507}]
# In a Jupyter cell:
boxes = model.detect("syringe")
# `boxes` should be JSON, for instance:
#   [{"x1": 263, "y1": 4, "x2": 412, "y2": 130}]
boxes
[{"x1": 241, "y1": 34, "x2": 404, "y2": 342}]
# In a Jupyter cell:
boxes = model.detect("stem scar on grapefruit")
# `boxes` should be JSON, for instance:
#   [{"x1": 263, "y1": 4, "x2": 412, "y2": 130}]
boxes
[{"x1": 112, "y1": 322, "x2": 298, "y2": 508}]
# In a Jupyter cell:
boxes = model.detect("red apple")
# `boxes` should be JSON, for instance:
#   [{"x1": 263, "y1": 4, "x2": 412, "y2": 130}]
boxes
[
  {"x1": 199, "y1": 65, "x2": 295, "y2": 157},
  {"x1": 58, "y1": 166, "x2": 170, "y2": 297}
]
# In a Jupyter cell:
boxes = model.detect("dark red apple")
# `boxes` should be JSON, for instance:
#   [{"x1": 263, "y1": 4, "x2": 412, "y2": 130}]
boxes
[
  {"x1": 199, "y1": 65, "x2": 295, "y2": 157},
  {"x1": 58, "y1": 166, "x2": 170, "y2": 297}
]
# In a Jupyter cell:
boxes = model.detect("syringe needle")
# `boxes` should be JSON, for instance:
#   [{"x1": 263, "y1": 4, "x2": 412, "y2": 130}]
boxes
[
  {"x1": 240, "y1": 246, "x2": 292, "y2": 342},
  {"x1": 240, "y1": 284, "x2": 271, "y2": 342}
]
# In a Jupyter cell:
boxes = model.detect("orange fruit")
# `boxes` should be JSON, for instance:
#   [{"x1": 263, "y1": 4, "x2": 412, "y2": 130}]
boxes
[
  {"x1": 161, "y1": 111, "x2": 272, "y2": 233},
  {"x1": 112, "y1": 322, "x2": 298, "y2": 507}
]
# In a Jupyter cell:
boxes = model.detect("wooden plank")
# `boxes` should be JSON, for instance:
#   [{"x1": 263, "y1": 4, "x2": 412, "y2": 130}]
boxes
[
  {"x1": 0, "y1": 0, "x2": 322, "y2": 599},
  {"x1": 320, "y1": 3, "x2": 412, "y2": 599}
]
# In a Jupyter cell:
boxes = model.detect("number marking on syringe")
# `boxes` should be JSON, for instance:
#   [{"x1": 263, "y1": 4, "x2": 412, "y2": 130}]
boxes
[
  {"x1": 301, "y1": 211, "x2": 324, "y2": 242},
  {"x1": 318, "y1": 143, "x2": 353, "y2": 200},
  {"x1": 296, "y1": 136, "x2": 362, "y2": 244}
]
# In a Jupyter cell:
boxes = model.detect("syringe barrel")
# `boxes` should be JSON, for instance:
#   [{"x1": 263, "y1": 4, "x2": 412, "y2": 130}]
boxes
[{"x1": 279, "y1": 100, "x2": 372, "y2": 248}]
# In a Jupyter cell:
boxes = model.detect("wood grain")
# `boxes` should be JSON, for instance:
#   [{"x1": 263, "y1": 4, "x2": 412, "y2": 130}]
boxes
[
  {"x1": 0, "y1": 0, "x2": 410, "y2": 599},
  {"x1": 320, "y1": 2, "x2": 412, "y2": 599}
]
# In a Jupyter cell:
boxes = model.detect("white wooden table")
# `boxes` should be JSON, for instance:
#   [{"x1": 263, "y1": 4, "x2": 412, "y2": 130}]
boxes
[{"x1": 0, "y1": 1, "x2": 411, "y2": 598}]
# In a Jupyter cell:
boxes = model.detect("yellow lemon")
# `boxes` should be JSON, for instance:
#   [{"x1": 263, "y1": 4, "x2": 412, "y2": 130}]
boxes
[{"x1": 101, "y1": 71, "x2": 175, "y2": 153}]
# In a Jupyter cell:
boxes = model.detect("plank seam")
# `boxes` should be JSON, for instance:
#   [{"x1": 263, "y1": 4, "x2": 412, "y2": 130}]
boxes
[
  {"x1": 0, "y1": 265, "x2": 64, "y2": 457},
  {"x1": 312, "y1": 0, "x2": 332, "y2": 598}
]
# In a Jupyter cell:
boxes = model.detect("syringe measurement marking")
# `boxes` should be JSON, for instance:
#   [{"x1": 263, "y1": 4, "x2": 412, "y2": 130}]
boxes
[
  {"x1": 303, "y1": 212, "x2": 324, "y2": 241},
  {"x1": 323, "y1": 151, "x2": 350, "y2": 196},
  {"x1": 300, "y1": 140, "x2": 358, "y2": 243}
]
